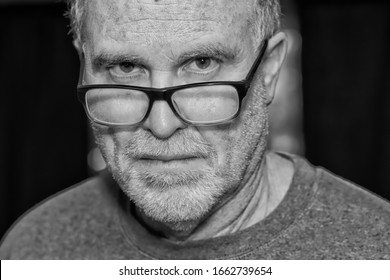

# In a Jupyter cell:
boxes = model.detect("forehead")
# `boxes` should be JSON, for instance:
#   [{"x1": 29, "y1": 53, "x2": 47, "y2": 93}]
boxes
[{"x1": 84, "y1": 0, "x2": 255, "y2": 50}]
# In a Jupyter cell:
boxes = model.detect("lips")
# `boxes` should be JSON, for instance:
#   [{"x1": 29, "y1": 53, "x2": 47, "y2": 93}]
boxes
[
  {"x1": 136, "y1": 154, "x2": 205, "y2": 170},
  {"x1": 139, "y1": 154, "x2": 203, "y2": 161},
  {"x1": 140, "y1": 155, "x2": 198, "y2": 162}
]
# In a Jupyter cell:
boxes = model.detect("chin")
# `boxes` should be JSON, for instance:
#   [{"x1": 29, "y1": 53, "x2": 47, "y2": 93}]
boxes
[{"x1": 112, "y1": 162, "x2": 228, "y2": 224}]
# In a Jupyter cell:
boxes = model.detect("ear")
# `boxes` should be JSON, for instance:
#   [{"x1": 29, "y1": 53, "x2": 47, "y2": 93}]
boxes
[
  {"x1": 262, "y1": 32, "x2": 288, "y2": 105},
  {"x1": 73, "y1": 39, "x2": 83, "y2": 54}
]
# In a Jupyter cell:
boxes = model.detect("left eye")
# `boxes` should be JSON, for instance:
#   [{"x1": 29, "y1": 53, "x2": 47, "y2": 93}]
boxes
[
  {"x1": 195, "y1": 58, "x2": 212, "y2": 69},
  {"x1": 186, "y1": 57, "x2": 219, "y2": 73}
]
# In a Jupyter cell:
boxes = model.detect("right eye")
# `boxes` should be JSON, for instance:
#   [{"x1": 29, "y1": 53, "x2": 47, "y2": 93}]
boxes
[
  {"x1": 117, "y1": 62, "x2": 135, "y2": 73},
  {"x1": 109, "y1": 61, "x2": 144, "y2": 77}
]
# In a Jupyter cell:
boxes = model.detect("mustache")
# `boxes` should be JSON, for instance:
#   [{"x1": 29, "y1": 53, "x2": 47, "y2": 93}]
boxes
[{"x1": 123, "y1": 129, "x2": 215, "y2": 159}]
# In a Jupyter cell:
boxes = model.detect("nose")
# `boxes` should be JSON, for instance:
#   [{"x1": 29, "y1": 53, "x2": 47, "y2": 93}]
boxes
[
  {"x1": 141, "y1": 70, "x2": 186, "y2": 139},
  {"x1": 142, "y1": 101, "x2": 186, "y2": 138}
]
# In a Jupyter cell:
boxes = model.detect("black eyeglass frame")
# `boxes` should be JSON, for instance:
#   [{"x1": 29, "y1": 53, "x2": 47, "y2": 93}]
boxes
[{"x1": 77, "y1": 39, "x2": 268, "y2": 127}]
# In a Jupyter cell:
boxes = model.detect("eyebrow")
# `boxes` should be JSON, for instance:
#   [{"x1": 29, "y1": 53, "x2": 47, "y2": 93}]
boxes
[
  {"x1": 91, "y1": 53, "x2": 148, "y2": 68},
  {"x1": 176, "y1": 43, "x2": 241, "y2": 64}
]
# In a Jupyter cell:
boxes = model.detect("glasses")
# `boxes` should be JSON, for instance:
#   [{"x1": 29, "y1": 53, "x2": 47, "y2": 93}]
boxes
[{"x1": 77, "y1": 40, "x2": 268, "y2": 127}]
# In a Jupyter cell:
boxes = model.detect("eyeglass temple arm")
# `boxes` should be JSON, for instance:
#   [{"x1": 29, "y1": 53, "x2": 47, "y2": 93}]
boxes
[
  {"x1": 244, "y1": 39, "x2": 269, "y2": 82},
  {"x1": 77, "y1": 53, "x2": 86, "y2": 86}
]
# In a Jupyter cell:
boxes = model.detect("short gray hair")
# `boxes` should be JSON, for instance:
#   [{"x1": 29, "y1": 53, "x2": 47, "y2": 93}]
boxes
[
  {"x1": 252, "y1": 0, "x2": 281, "y2": 46},
  {"x1": 65, "y1": 0, "x2": 281, "y2": 46}
]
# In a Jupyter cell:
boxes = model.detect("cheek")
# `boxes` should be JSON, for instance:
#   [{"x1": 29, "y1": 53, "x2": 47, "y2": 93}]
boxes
[
  {"x1": 200, "y1": 96, "x2": 269, "y2": 175},
  {"x1": 92, "y1": 125, "x2": 135, "y2": 164},
  {"x1": 198, "y1": 124, "x2": 239, "y2": 167},
  {"x1": 93, "y1": 131, "x2": 115, "y2": 165}
]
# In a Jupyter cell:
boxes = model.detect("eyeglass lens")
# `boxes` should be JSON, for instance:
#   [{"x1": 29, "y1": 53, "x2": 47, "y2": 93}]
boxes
[{"x1": 85, "y1": 85, "x2": 239, "y2": 125}]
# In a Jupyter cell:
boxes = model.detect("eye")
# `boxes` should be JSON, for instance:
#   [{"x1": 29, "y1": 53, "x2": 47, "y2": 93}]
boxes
[
  {"x1": 195, "y1": 58, "x2": 211, "y2": 69},
  {"x1": 108, "y1": 61, "x2": 144, "y2": 79},
  {"x1": 118, "y1": 62, "x2": 135, "y2": 73},
  {"x1": 185, "y1": 57, "x2": 219, "y2": 74}
]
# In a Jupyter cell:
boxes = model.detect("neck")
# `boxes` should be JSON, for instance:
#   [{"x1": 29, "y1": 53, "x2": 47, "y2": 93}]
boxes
[{"x1": 135, "y1": 152, "x2": 293, "y2": 242}]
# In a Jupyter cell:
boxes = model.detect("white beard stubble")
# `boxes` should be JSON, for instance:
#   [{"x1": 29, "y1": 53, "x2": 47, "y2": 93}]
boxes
[{"x1": 93, "y1": 80, "x2": 269, "y2": 228}]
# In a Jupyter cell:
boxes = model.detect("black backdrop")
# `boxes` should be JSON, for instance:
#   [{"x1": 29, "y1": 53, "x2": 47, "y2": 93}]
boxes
[
  {"x1": 0, "y1": 3, "x2": 88, "y2": 238},
  {"x1": 299, "y1": 0, "x2": 390, "y2": 201},
  {"x1": 0, "y1": 1, "x2": 389, "y2": 239}
]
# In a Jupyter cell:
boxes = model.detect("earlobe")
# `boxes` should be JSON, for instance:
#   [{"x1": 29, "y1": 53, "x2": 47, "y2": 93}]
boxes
[{"x1": 262, "y1": 32, "x2": 288, "y2": 105}]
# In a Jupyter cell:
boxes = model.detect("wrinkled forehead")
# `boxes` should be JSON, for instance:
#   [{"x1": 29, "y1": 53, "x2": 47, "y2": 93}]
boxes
[{"x1": 84, "y1": 0, "x2": 254, "y2": 44}]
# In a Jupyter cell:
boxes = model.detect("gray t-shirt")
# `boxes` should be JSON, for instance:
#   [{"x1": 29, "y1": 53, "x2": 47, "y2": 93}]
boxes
[{"x1": 1, "y1": 153, "x2": 389, "y2": 259}]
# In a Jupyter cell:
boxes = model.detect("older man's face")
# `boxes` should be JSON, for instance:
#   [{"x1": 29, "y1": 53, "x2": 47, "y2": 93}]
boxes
[{"x1": 82, "y1": 0, "x2": 269, "y2": 225}]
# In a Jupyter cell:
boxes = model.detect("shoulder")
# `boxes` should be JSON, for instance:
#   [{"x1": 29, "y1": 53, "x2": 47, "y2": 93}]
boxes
[
  {"x1": 286, "y1": 154, "x2": 390, "y2": 258},
  {"x1": 0, "y1": 172, "x2": 121, "y2": 259},
  {"x1": 315, "y1": 166, "x2": 390, "y2": 219},
  {"x1": 279, "y1": 152, "x2": 390, "y2": 213}
]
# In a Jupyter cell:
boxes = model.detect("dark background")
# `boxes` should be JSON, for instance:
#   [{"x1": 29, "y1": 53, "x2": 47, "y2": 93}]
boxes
[{"x1": 1, "y1": 0, "x2": 389, "y2": 238}]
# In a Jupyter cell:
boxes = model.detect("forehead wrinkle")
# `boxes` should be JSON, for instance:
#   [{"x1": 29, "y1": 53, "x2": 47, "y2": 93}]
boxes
[
  {"x1": 87, "y1": 4, "x2": 219, "y2": 44},
  {"x1": 94, "y1": 20, "x2": 218, "y2": 48},
  {"x1": 127, "y1": 0, "x2": 241, "y2": 21},
  {"x1": 89, "y1": 0, "x2": 218, "y2": 27},
  {"x1": 104, "y1": 19, "x2": 218, "y2": 34}
]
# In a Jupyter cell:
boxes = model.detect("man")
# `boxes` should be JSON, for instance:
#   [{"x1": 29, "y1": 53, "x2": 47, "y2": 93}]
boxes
[{"x1": 0, "y1": 0, "x2": 389, "y2": 259}]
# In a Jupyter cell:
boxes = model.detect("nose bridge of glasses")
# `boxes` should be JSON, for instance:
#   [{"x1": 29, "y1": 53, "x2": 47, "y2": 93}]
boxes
[
  {"x1": 143, "y1": 91, "x2": 187, "y2": 137},
  {"x1": 145, "y1": 87, "x2": 181, "y2": 123},
  {"x1": 147, "y1": 87, "x2": 175, "y2": 103}
]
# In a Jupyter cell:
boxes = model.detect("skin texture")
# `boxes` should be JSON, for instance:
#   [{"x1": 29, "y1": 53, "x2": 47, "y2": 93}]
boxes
[{"x1": 81, "y1": 0, "x2": 287, "y2": 240}]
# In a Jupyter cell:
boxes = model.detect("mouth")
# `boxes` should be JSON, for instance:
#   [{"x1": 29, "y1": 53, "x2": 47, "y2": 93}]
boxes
[
  {"x1": 136, "y1": 155, "x2": 206, "y2": 169},
  {"x1": 140, "y1": 155, "x2": 199, "y2": 162}
]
